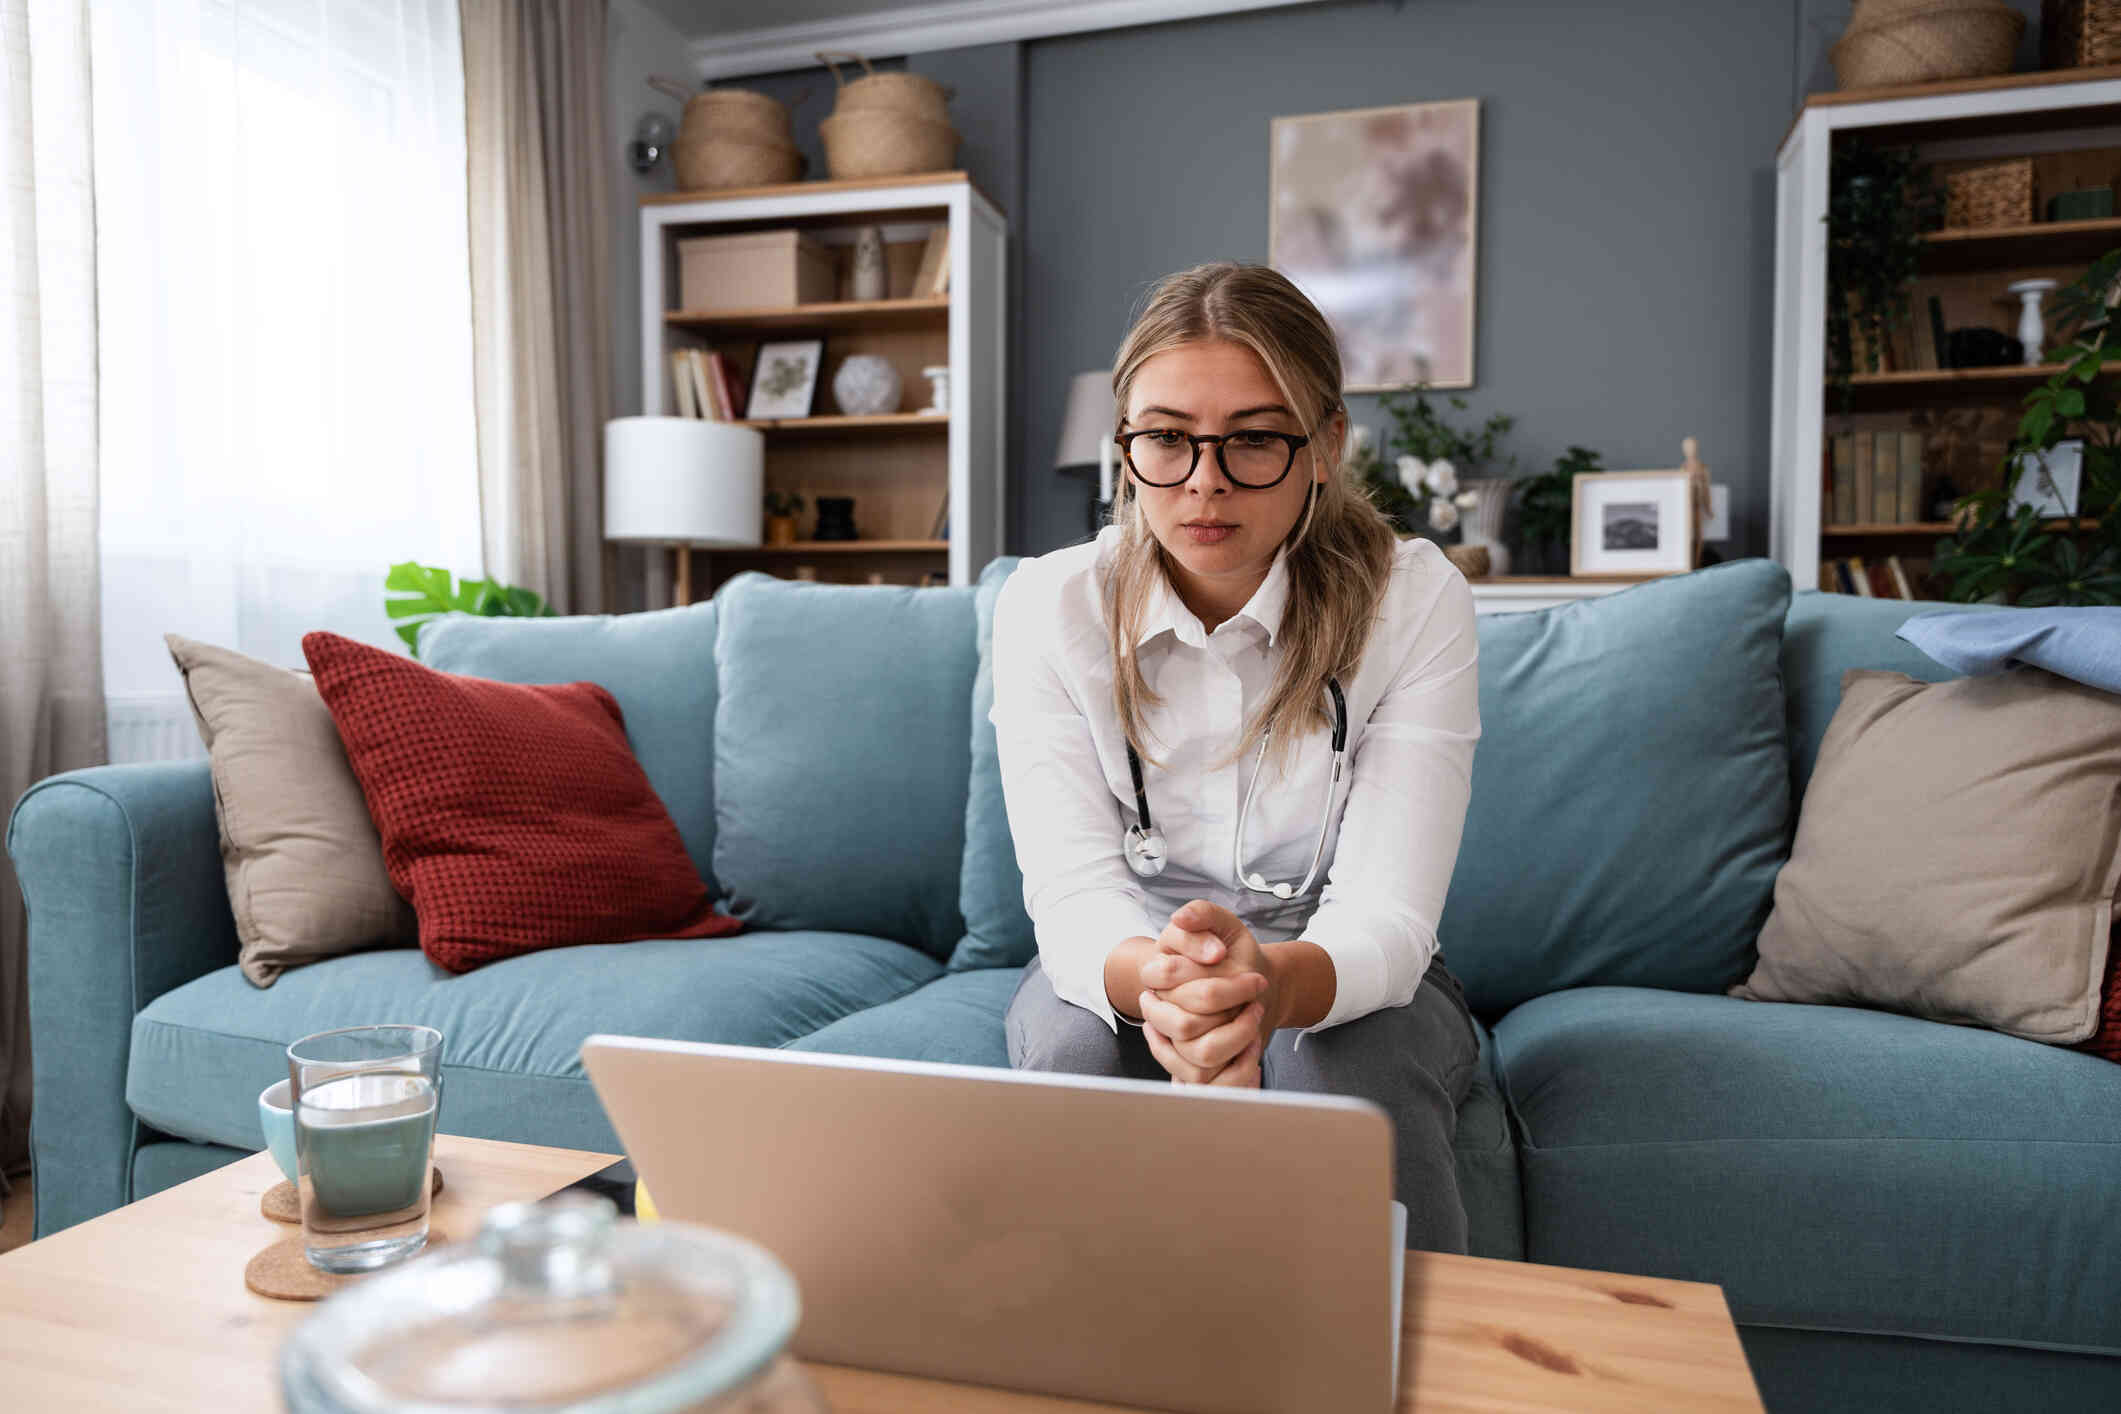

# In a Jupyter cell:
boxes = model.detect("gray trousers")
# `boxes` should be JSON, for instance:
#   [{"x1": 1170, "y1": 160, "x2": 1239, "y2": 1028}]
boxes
[{"x1": 1005, "y1": 952, "x2": 1482, "y2": 1253}]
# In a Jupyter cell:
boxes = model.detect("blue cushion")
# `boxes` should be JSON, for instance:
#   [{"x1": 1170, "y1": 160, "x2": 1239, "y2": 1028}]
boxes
[
  {"x1": 1440, "y1": 559, "x2": 1793, "y2": 1014},
  {"x1": 127, "y1": 932, "x2": 942, "y2": 1157},
  {"x1": 790, "y1": 963, "x2": 1526, "y2": 1262},
  {"x1": 1897, "y1": 607, "x2": 2121, "y2": 693},
  {"x1": 132, "y1": 1139, "x2": 245, "y2": 1200},
  {"x1": 710, "y1": 575, "x2": 978, "y2": 961},
  {"x1": 948, "y1": 556, "x2": 1035, "y2": 971},
  {"x1": 419, "y1": 602, "x2": 722, "y2": 893},
  {"x1": 1493, "y1": 986, "x2": 2121, "y2": 1354},
  {"x1": 1780, "y1": 592, "x2": 2003, "y2": 802}
]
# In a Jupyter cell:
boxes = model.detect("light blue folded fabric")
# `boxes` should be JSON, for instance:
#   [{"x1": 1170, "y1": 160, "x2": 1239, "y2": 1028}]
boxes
[{"x1": 1895, "y1": 608, "x2": 2121, "y2": 693}]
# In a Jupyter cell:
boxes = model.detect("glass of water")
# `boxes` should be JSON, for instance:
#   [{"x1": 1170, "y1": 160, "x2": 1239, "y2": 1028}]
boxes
[{"x1": 286, "y1": 1024, "x2": 444, "y2": 1274}]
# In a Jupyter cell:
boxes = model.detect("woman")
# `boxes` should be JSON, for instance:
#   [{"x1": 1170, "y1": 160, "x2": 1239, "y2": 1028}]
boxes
[{"x1": 990, "y1": 261, "x2": 1483, "y2": 1251}]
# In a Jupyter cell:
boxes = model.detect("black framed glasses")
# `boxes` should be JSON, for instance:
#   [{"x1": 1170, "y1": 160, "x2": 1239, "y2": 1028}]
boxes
[{"x1": 1115, "y1": 428, "x2": 1311, "y2": 490}]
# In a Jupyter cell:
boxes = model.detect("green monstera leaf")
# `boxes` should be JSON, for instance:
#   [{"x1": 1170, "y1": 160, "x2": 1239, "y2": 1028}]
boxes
[{"x1": 384, "y1": 561, "x2": 553, "y2": 656}]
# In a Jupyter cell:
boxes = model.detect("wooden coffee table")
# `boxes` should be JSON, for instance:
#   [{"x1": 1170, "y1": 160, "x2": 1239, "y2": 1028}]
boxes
[{"x1": 0, "y1": 1135, "x2": 1762, "y2": 1412}]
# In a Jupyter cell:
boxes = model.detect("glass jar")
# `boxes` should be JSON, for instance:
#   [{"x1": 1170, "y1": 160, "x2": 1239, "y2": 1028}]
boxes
[{"x1": 282, "y1": 1192, "x2": 825, "y2": 1413}]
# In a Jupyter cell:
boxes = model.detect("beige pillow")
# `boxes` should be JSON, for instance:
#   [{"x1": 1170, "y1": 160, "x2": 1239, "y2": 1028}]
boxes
[
  {"x1": 1734, "y1": 666, "x2": 2121, "y2": 1044},
  {"x1": 167, "y1": 634, "x2": 416, "y2": 985}
]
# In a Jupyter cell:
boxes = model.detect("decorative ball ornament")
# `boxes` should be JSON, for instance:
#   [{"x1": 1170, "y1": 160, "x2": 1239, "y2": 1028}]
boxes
[{"x1": 832, "y1": 355, "x2": 901, "y2": 416}]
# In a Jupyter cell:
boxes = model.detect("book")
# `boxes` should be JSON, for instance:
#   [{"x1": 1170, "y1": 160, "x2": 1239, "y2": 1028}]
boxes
[
  {"x1": 1871, "y1": 430, "x2": 1899, "y2": 524},
  {"x1": 711, "y1": 352, "x2": 745, "y2": 421},
  {"x1": 929, "y1": 488, "x2": 950, "y2": 540},
  {"x1": 1832, "y1": 558, "x2": 1859, "y2": 595},
  {"x1": 1897, "y1": 430, "x2": 1924, "y2": 524},
  {"x1": 923, "y1": 228, "x2": 951, "y2": 296},
  {"x1": 1831, "y1": 434, "x2": 1855, "y2": 525},
  {"x1": 1929, "y1": 296, "x2": 1951, "y2": 370},
  {"x1": 913, "y1": 228, "x2": 948, "y2": 298},
  {"x1": 699, "y1": 351, "x2": 733, "y2": 423},
  {"x1": 1852, "y1": 434, "x2": 1874, "y2": 528},
  {"x1": 1867, "y1": 560, "x2": 1896, "y2": 598},
  {"x1": 1848, "y1": 555, "x2": 1874, "y2": 596},
  {"x1": 1886, "y1": 555, "x2": 1916, "y2": 600},
  {"x1": 670, "y1": 350, "x2": 699, "y2": 417}
]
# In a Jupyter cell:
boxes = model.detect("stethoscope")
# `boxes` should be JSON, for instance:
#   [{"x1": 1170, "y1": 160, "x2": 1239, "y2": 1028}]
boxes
[{"x1": 1122, "y1": 677, "x2": 1347, "y2": 900}]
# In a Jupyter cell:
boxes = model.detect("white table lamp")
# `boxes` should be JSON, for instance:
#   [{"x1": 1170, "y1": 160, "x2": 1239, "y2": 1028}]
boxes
[
  {"x1": 1054, "y1": 370, "x2": 1117, "y2": 512},
  {"x1": 604, "y1": 416, "x2": 764, "y2": 547}
]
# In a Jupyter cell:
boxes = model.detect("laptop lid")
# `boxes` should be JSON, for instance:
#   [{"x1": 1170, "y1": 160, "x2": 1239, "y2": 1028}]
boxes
[{"x1": 580, "y1": 1036, "x2": 1396, "y2": 1414}]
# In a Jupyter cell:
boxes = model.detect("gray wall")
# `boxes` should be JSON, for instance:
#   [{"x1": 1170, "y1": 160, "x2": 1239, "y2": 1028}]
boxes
[{"x1": 1017, "y1": 0, "x2": 1799, "y2": 559}]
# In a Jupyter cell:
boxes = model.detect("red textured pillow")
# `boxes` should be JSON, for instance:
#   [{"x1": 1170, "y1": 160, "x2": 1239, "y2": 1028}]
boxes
[{"x1": 302, "y1": 631, "x2": 740, "y2": 973}]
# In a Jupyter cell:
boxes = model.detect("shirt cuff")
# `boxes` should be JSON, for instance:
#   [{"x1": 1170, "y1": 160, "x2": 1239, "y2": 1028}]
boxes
[
  {"x1": 1298, "y1": 911, "x2": 1420, "y2": 1035},
  {"x1": 1034, "y1": 890, "x2": 1162, "y2": 1033}
]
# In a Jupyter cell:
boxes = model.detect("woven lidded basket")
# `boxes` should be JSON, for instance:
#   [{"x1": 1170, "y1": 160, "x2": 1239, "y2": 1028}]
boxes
[
  {"x1": 2043, "y1": 0, "x2": 2121, "y2": 66},
  {"x1": 1945, "y1": 157, "x2": 2036, "y2": 228},
  {"x1": 819, "y1": 109, "x2": 959, "y2": 180},
  {"x1": 675, "y1": 133, "x2": 805, "y2": 191},
  {"x1": 815, "y1": 50, "x2": 954, "y2": 124},
  {"x1": 1830, "y1": 0, "x2": 2025, "y2": 89}
]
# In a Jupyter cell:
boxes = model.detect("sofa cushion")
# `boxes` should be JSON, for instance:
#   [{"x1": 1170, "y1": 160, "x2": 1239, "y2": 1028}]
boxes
[
  {"x1": 127, "y1": 932, "x2": 942, "y2": 1156},
  {"x1": 1441, "y1": 559, "x2": 1793, "y2": 1015},
  {"x1": 789, "y1": 965, "x2": 1527, "y2": 1261},
  {"x1": 1779, "y1": 591, "x2": 2002, "y2": 804},
  {"x1": 1493, "y1": 986, "x2": 2121, "y2": 1354},
  {"x1": 419, "y1": 601, "x2": 723, "y2": 893},
  {"x1": 711, "y1": 575, "x2": 978, "y2": 961},
  {"x1": 949, "y1": 556, "x2": 1036, "y2": 971}
]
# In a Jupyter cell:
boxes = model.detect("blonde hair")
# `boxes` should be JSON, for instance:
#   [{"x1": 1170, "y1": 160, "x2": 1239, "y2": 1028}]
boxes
[{"x1": 1104, "y1": 261, "x2": 1399, "y2": 779}]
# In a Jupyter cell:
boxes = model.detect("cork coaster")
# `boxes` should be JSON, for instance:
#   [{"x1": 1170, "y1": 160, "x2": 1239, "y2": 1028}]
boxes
[
  {"x1": 262, "y1": 1165, "x2": 444, "y2": 1225},
  {"x1": 244, "y1": 1229, "x2": 449, "y2": 1301}
]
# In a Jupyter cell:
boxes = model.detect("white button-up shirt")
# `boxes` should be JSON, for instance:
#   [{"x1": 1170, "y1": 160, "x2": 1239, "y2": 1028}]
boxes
[{"x1": 989, "y1": 524, "x2": 1481, "y2": 1034}]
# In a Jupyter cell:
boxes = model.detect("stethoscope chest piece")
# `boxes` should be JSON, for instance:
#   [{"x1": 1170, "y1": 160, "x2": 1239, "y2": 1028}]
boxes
[{"x1": 1123, "y1": 823, "x2": 1168, "y2": 878}]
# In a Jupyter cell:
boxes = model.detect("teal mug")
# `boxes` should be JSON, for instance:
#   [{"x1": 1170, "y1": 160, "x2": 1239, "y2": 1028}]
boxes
[{"x1": 258, "y1": 1079, "x2": 299, "y2": 1183}]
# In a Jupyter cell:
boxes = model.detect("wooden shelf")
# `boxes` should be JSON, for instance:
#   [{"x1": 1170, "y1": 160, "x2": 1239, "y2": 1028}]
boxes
[
  {"x1": 639, "y1": 170, "x2": 1002, "y2": 217},
  {"x1": 666, "y1": 297, "x2": 949, "y2": 332},
  {"x1": 1830, "y1": 361, "x2": 2121, "y2": 408},
  {"x1": 1920, "y1": 216, "x2": 2121, "y2": 271},
  {"x1": 1825, "y1": 518, "x2": 2098, "y2": 536},
  {"x1": 1802, "y1": 64, "x2": 2121, "y2": 112},
  {"x1": 735, "y1": 412, "x2": 948, "y2": 435},
  {"x1": 711, "y1": 539, "x2": 948, "y2": 555}
]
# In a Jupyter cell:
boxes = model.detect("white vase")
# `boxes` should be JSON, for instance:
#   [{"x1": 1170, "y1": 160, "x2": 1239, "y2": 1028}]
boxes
[
  {"x1": 1458, "y1": 477, "x2": 1512, "y2": 577},
  {"x1": 2008, "y1": 278, "x2": 2057, "y2": 366},
  {"x1": 851, "y1": 225, "x2": 887, "y2": 302},
  {"x1": 832, "y1": 355, "x2": 901, "y2": 416}
]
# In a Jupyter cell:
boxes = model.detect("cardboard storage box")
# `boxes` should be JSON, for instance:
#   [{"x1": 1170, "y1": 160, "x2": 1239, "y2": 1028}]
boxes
[{"x1": 678, "y1": 230, "x2": 836, "y2": 311}]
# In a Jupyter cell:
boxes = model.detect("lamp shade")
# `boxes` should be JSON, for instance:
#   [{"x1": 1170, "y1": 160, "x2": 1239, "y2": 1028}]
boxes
[
  {"x1": 1053, "y1": 370, "x2": 1115, "y2": 471},
  {"x1": 603, "y1": 416, "x2": 764, "y2": 546}
]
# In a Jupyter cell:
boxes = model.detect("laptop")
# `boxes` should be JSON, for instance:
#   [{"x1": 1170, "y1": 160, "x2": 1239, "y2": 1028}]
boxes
[{"x1": 579, "y1": 1035, "x2": 1407, "y2": 1414}]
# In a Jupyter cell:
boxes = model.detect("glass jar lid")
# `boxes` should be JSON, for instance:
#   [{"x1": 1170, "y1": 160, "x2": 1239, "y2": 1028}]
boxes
[{"x1": 282, "y1": 1193, "x2": 802, "y2": 1413}]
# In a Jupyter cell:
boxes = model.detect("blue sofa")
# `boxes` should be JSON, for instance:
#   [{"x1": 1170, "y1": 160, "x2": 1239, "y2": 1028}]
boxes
[{"x1": 11, "y1": 556, "x2": 2119, "y2": 1411}]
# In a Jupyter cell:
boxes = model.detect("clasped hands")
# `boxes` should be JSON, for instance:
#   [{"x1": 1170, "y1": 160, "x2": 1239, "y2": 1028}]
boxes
[{"x1": 1136, "y1": 899, "x2": 1278, "y2": 1088}]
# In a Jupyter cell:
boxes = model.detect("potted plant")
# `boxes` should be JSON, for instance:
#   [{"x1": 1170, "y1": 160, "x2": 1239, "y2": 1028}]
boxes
[
  {"x1": 1351, "y1": 384, "x2": 1512, "y2": 545},
  {"x1": 1511, "y1": 445, "x2": 1604, "y2": 575},
  {"x1": 1826, "y1": 143, "x2": 1942, "y2": 411},
  {"x1": 763, "y1": 490, "x2": 805, "y2": 546},
  {"x1": 1932, "y1": 250, "x2": 2121, "y2": 604},
  {"x1": 383, "y1": 562, "x2": 553, "y2": 657}
]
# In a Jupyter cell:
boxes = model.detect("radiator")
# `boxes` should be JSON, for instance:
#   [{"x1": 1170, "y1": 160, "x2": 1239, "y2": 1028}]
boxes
[{"x1": 106, "y1": 692, "x2": 208, "y2": 765}]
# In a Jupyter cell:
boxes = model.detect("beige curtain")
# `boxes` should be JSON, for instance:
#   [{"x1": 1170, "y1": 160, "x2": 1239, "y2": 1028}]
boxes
[
  {"x1": 462, "y1": 0, "x2": 614, "y2": 615},
  {"x1": 1, "y1": 0, "x2": 108, "y2": 1193}
]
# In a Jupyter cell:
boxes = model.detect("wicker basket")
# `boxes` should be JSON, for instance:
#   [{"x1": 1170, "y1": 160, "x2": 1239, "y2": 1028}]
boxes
[
  {"x1": 675, "y1": 133, "x2": 805, "y2": 191},
  {"x1": 819, "y1": 110, "x2": 959, "y2": 180},
  {"x1": 1443, "y1": 544, "x2": 1491, "y2": 580},
  {"x1": 1945, "y1": 157, "x2": 2036, "y2": 228},
  {"x1": 2043, "y1": 0, "x2": 2121, "y2": 66},
  {"x1": 684, "y1": 87, "x2": 793, "y2": 145},
  {"x1": 1830, "y1": 0, "x2": 2025, "y2": 88},
  {"x1": 815, "y1": 50, "x2": 954, "y2": 124}
]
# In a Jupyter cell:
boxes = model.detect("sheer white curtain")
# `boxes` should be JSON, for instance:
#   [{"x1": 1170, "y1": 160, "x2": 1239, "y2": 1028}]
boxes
[{"x1": 91, "y1": 0, "x2": 481, "y2": 758}]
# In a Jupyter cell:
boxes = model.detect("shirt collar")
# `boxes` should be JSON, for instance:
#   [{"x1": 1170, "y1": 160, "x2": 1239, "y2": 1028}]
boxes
[{"x1": 1136, "y1": 542, "x2": 1291, "y2": 651}]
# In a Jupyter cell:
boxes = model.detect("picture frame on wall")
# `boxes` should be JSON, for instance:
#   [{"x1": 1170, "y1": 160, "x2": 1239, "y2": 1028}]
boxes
[
  {"x1": 1570, "y1": 470, "x2": 1698, "y2": 579},
  {"x1": 2008, "y1": 438, "x2": 2083, "y2": 518},
  {"x1": 745, "y1": 338, "x2": 824, "y2": 420},
  {"x1": 1269, "y1": 97, "x2": 1480, "y2": 391}
]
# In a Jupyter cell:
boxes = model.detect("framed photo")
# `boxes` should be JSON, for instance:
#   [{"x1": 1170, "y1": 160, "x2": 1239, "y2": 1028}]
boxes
[
  {"x1": 745, "y1": 339, "x2": 823, "y2": 419},
  {"x1": 1269, "y1": 97, "x2": 1480, "y2": 391},
  {"x1": 2008, "y1": 438, "x2": 2083, "y2": 517},
  {"x1": 1570, "y1": 470, "x2": 1698, "y2": 578}
]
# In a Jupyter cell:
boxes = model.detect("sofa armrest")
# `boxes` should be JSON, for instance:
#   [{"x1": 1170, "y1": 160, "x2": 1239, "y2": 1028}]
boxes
[{"x1": 6, "y1": 762, "x2": 236, "y2": 1235}]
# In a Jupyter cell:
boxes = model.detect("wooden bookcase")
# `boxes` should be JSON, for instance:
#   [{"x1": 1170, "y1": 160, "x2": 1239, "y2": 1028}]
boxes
[
  {"x1": 638, "y1": 172, "x2": 1007, "y2": 598},
  {"x1": 1771, "y1": 67, "x2": 2121, "y2": 598}
]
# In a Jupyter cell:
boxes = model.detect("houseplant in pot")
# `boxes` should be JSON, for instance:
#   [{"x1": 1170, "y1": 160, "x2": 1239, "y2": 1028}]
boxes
[
  {"x1": 1512, "y1": 445, "x2": 1604, "y2": 575},
  {"x1": 764, "y1": 490, "x2": 805, "y2": 547},
  {"x1": 1353, "y1": 384, "x2": 1511, "y2": 571}
]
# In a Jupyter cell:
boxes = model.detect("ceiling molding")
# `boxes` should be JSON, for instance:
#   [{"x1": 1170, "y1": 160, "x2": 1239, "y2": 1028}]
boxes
[{"x1": 686, "y1": 0, "x2": 1328, "y2": 80}]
